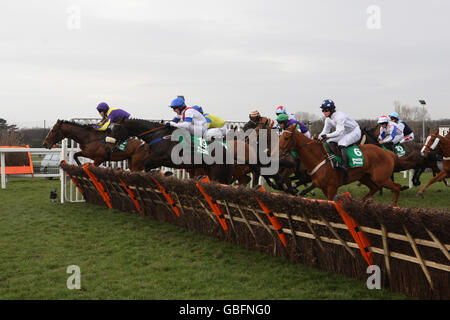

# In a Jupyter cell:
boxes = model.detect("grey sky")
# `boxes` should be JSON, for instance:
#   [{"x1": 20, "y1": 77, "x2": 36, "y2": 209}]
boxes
[{"x1": 1, "y1": 0, "x2": 449, "y2": 128}]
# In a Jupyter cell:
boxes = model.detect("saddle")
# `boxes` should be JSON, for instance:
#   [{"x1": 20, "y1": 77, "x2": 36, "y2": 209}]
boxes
[
  {"x1": 324, "y1": 142, "x2": 364, "y2": 168},
  {"x1": 179, "y1": 134, "x2": 227, "y2": 156},
  {"x1": 381, "y1": 143, "x2": 406, "y2": 157}
]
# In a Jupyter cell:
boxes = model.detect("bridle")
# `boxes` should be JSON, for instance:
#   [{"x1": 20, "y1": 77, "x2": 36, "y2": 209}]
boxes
[
  {"x1": 279, "y1": 128, "x2": 334, "y2": 176},
  {"x1": 421, "y1": 133, "x2": 440, "y2": 155},
  {"x1": 279, "y1": 129, "x2": 316, "y2": 156}
]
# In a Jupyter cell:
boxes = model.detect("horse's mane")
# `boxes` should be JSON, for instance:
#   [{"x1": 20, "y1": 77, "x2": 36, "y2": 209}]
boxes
[
  {"x1": 58, "y1": 119, "x2": 97, "y2": 131},
  {"x1": 123, "y1": 118, "x2": 165, "y2": 130}
]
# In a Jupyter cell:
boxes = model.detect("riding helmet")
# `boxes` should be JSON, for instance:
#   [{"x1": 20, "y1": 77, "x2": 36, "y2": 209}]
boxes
[
  {"x1": 275, "y1": 106, "x2": 286, "y2": 115},
  {"x1": 276, "y1": 113, "x2": 289, "y2": 123},
  {"x1": 377, "y1": 115, "x2": 390, "y2": 124},
  {"x1": 388, "y1": 112, "x2": 400, "y2": 120},
  {"x1": 320, "y1": 99, "x2": 336, "y2": 111},
  {"x1": 169, "y1": 97, "x2": 186, "y2": 108},
  {"x1": 97, "y1": 102, "x2": 109, "y2": 112}
]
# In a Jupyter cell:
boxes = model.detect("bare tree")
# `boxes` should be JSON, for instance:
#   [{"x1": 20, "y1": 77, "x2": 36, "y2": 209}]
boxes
[
  {"x1": 294, "y1": 111, "x2": 320, "y2": 123},
  {"x1": 393, "y1": 101, "x2": 430, "y2": 122}
]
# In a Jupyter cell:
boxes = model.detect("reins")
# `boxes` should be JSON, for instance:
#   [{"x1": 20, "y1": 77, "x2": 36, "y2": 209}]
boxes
[
  {"x1": 137, "y1": 125, "x2": 166, "y2": 137},
  {"x1": 280, "y1": 129, "x2": 329, "y2": 175}
]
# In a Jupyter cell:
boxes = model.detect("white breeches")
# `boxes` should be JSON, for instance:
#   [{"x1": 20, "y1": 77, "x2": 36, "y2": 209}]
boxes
[{"x1": 327, "y1": 127, "x2": 361, "y2": 147}]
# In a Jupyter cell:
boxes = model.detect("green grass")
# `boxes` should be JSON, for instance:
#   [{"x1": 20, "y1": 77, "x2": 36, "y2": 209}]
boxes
[{"x1": 0, "y1": 178, "x2": 418, "y2": 300}]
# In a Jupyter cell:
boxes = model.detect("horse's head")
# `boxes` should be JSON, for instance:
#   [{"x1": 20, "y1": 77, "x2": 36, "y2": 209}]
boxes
[
  {"x1": 277, "y1": 124, "x2": 297, "y2": 156},
  {"x1": 243, "y1": 116, "x2": 259, "y2": 131},
  {"x1": 42, "y1": 120, "x2": 64, "y2": 149},
  {"x1": 244, "y1": 115, "x2": 275, "y2": 131},
  {"x1": 421, "y1": 128, "x2": 441, "y2": 156}
]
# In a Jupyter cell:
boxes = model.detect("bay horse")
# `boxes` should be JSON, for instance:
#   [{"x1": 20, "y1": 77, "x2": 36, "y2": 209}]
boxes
[
  {"x1": 243, "y1": 115, "x2": 315, "y2": 196},
  {"x1": 109, "y1": 118, "x2": 234, "y2": 184},
  {"x1": 42, "y1": 120, "x2": 150, "y2": 171},
  {"x1": 278, "y1": 124, "x2": 402, "y2": 205},
  {"x1": 416, "y1": 129, "x2": 450, "y2": 197},
  {"x1": 361, "y1": 125, "x2": 445, "y2": 186}
]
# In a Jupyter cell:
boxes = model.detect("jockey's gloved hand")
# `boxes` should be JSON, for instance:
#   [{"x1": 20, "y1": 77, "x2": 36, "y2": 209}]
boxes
[
  {"x1": 165, "y1": 122, "x2": 172, "y2": 127},
  {"x1": 319, "y1": 134, "x2": 327, "y2": 140}
]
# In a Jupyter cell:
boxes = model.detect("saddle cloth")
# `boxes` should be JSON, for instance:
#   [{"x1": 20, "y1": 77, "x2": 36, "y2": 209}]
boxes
[
  {"x1": 325, "y1": 143, "x2": 365, "y2": 168},
  {"x1": 381, "y1": 144, "x2": 406, "y2": 157},
  {"x1": 179, "y1": 134, "x2": 227, "y2": 155}
]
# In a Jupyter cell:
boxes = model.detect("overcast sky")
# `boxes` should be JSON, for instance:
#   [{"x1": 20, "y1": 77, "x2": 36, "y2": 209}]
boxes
[{"x1": 1, "y1": 0, "x2": 449, "y2": 128}]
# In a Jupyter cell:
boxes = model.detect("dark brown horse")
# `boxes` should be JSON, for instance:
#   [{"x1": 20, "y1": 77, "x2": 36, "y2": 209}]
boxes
[
  {"x1": 109, "y1": 118, "x2": 235, "y2": 184},
  {"x1": 42, "y1": 120, "x2": 150, "y2": 171},
  {"x1": 278, "y1": 124, "x2": 402, "y2": 205},
  {"x1": 416, "y1": 129, "x2": 450, "y2": 197}
]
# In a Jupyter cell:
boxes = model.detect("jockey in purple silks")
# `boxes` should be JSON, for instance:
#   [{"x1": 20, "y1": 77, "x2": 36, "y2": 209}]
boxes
[
  {"x1": 276, "y1": 113, "x2": 311, "y2": 138},
  {"x1": 93, "y1": 102, "x2": 131, "y2": 131},
  {"x1": 93, "y1": 102, "x2": 131, "y2": 147}
]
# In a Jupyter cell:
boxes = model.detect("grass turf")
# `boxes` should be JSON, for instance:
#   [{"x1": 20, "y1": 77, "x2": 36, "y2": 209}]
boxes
[{"x1": 1, "y1": 176, "x2": 438, "y2": 300}]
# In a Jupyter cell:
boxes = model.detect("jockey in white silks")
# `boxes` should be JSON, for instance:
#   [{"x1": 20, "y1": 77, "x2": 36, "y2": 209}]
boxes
[
  {"x1": 318, "y1": 99, "x2": 361, "y2": 175},
  {"x1": 388, "y1": 112, "x2": 414, "y2": 143},
  {"x1": 167, "y1": 97, "x2": 207, "y2": 137},
  {"x1": 377, "y1": 115, "x2": 404, "y2": 151}
]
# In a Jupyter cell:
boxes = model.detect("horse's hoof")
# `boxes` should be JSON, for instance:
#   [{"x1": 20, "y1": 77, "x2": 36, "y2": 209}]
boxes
[
  {"x1": 400, "y1": 186, "x2": 409, "y2": 191},
  {"x1": 415, "y1": 193, "x2": 424, "y2": 198}
]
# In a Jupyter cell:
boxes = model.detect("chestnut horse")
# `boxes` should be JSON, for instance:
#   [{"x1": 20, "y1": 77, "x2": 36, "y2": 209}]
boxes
[
  {"x1": 278, "y1": 124, "x2": 402, "y2": 205},
  {"x1": 243, "y1": 115, "x2": 315, "y2": 195},
  {"x1": 416, "y1": 129, "x2": 450, "y2": 197},
  {"x1": 42, "y1": 120, "x2": 150, "y2": 171}
]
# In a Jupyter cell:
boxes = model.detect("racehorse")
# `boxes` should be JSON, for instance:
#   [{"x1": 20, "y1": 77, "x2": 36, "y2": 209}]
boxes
[
  {"x1": 416, "y1": 128, "x2": 450, "y2": 197},
  {"x1": 361, "y1": 125, "x2": 445, "y2": 186},
  {"x1": 243, "y1": 115, "x2": 315, "y2": 196},
  {"x1": 42, "y1": 120, "x2": 150, "y2": 171},
  {"x1": 278, "y1": 124, "x2": 402, "y2": 205},
  {"x1": 109, "y1": 118, "x2": 235, "y2": 184}
]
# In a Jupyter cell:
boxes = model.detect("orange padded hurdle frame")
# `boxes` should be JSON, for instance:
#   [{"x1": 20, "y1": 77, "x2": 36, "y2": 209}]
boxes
[{"x1": 0, "y1": 145, "x2": 34, "y2": 174}]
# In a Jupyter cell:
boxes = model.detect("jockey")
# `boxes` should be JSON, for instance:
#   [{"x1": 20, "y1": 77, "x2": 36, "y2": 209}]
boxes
[
  {"x1": 275, "y1": 106, "x2": 295, "y2": 129},
  {"x1": 276, "y1": 113, "x2": 311, "y2": 138},
  {"x1": 167, "y1": 97, "x2": 207, "y2": 136},
  {"x1": 93, "y1": 102, "x2": 130, "y2": 146},
  {"x1": 249, "y1": 110, "x2": 261, "y2": 121},
  {"x1": 377, "y1": 115, "x2": 404, "y2": 151},
  {"x1": 389, "y1": 112, "x2": 414, "y2": 143},
  {"x1": 192, "y1": 106, "x2": 228, "y2": 140},
  {"x1": 318, "y1": 99, "x2": 361, "y2": 175},
  {"x1": 93, "y1": 102, "x2": 131, "y2": 131}
]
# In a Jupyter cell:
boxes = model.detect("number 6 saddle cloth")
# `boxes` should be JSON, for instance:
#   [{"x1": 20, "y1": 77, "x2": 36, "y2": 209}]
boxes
[{"x1": 324, "y1": 142, "x2": 365, "y2": 168}]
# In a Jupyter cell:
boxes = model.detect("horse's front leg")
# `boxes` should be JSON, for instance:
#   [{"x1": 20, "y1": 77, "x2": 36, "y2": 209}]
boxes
[
  {"x1": 417, "y1": 170, "x2": 448, "y2": 197},
  {"x1": 73, "y1": 151, "x2": 84, "y2": 166},
  {"x1": 299, "y1": 184, "x2": 316, "y2": 197}
]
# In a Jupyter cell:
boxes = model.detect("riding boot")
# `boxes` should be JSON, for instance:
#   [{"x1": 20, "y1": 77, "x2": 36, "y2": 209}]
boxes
[{"x1": 338, "y1": 145, "x2": 349, "y2": 184}]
